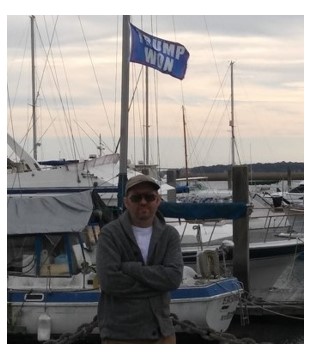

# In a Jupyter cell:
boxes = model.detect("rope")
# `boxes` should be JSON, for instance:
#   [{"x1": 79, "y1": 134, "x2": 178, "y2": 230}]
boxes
[
  {"x1": 242, "y1": 296, "x2": 304, "y2": 321},
  {"x1": 170, "y1": 313, "x2": 257, "y2": 344},
  {"x1": 42, "y1": 312, "x2": 257, "y2": 344}
]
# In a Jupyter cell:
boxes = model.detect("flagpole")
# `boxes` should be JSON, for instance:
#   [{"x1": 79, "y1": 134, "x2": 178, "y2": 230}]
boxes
[
  {"x1": 145, "y1": 67, "x2": 149, "y2": 166},
  {"x1": 118, "y1": 15, "x2": 130, "y2": 210},
  {"x1": 230, "y1": 61, "x2": 235, "y2": 167}
]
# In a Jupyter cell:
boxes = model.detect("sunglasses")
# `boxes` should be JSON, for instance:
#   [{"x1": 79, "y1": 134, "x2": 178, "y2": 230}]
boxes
[{"x1": 128, "y1": 193, "x2": 158, "y2": 203}]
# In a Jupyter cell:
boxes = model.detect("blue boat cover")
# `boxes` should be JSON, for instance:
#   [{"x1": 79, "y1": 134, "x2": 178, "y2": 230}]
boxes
[
  {"x1": 175, "y1": 185, "x2": 190, "y2": 194},
  {"x1": 159, "y1": 201, "x2": 247, "y2": 220}
]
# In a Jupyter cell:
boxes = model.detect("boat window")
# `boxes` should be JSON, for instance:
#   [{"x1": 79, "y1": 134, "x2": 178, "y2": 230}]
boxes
[
  {"x1": 7, "y1": 235, "x2": 36, "y2": 275},
  {"x1": 39, "y1": 234, "x2": 80, "y2": 276},
  {"x1": 7, "y1": 234, "x2": 81, "y2": 276}
]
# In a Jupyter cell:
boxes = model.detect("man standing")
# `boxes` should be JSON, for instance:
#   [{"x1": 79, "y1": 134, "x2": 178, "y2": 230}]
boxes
[{"x1": 96, "y1": 175, "x2": 183, "y2": 343}]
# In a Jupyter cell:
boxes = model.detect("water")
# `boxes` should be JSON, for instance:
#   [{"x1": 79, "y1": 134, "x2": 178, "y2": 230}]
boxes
[{"x1": 225, "y1": 315, "x2": 304, "y2": 344}]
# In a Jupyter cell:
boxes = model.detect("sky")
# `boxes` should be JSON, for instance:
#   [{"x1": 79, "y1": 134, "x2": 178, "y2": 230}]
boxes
[{"x1": 5, "y1": 7, "x2": 306, "y2": 170}]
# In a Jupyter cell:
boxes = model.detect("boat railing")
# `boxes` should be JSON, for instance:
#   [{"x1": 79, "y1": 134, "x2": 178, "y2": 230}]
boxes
[
  {"x1": 176, "y1": 205, "x2": 303, "y2": 249},
  {"x1": 249, "y1": 205, "x2": 303, "y2": 241}
]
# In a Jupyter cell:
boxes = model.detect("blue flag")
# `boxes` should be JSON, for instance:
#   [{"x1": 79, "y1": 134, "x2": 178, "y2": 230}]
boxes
[{"x1": 130, "y1": 23, "x2": 190, "y2": 80}]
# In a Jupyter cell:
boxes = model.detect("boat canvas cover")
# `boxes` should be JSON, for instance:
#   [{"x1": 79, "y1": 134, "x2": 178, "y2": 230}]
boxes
[
  {"x1": 7, "y1": 190, "x2": 94, "y2": 235},
  {"x1": 159, "y1": 201, "x2": 247, "y2": 220}
]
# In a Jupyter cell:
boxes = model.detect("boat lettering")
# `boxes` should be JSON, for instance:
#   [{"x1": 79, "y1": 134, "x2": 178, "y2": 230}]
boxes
[
  {"x1": 222, "y1": 294, "x2": 239, "y2": 304},
  {"x1": 221, "y1": 311, "x2": 235, "y2": 320}
]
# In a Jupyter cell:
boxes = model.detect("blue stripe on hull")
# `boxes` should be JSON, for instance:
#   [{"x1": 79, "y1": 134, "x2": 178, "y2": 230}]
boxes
[
  {"x1": 171, "y1": 278, "x2": 241, "y2": 299},
  {"x1": 8, "y1": 278, "x2": 241, "y2": 304},
  {"x1": 8, "y1": 290, "x2": 101, "y2": 303}
]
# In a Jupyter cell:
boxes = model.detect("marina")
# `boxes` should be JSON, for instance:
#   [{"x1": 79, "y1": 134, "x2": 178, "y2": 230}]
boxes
[
  {"x1": 7, "y1": 15, "x2": 303, "y2": 344},
  {"x1": 7, "y1": 174, "x2": 304, "y2": 343}
]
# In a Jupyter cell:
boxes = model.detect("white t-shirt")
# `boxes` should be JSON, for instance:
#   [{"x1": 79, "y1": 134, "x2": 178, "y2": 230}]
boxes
[{"x1": 132, "y1": 225, "x2": 152, "y2": 264}]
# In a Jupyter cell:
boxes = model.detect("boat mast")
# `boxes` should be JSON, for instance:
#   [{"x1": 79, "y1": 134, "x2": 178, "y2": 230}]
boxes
[
  {"x1": 145, "y1": 67, "x2": 149, "y2": 167},
  {"x1": 118, "y1": 15, "x2": 131, "y2": 210},
  {"x1": 230, "y1": 61, "x2": 235, "y2": 167},
  {"x1": 97, "y1": 134, "x2": 103, "y2": 156},
  {"x1": 30, "y1": 15, "x2": 38, "y2": 161},
  {"x1": 182, "y1": 105, "x2": 189, "y2": 186}
]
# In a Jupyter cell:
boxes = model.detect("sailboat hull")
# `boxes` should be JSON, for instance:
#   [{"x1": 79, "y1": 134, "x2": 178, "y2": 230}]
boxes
[{"x1": 7, "y1": 277, "x2": 242, "y2": 339}]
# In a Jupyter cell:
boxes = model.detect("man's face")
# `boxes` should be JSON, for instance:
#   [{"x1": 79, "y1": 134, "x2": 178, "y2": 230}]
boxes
[{"x1": 124, "y1": 182, "x2": 161, "y2": 226}]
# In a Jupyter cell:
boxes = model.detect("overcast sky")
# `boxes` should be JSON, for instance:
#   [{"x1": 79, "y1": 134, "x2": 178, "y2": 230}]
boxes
[{"x1": 4, "y1": 3, "x2": 307, "y2": 170}]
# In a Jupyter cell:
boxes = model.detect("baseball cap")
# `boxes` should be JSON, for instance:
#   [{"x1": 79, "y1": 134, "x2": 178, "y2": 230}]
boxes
[{"x1": 125, "y1": 175, "x2": 160, "y2": 194}]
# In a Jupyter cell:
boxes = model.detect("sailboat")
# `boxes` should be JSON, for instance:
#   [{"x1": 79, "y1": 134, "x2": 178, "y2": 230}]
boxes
[
  {"x1": 7, "y1": 191, "x2": 243, "y2": 340},
  {"x1": 7, "y1": 131, "x2": 166, "y2": 207},
  {"x1": 166, "y1": 62, "x2": 303, "y2": 307},
  {"x1": 7, "y1": 15, "x2": 118, "y2": 204},
  {"x1": 7, "y1": 16, "x2": 244, "y2": 342},
  {"x1": 252, "y1": 180, "x2": 304, "y2": 208},
  {"x1": 7, "y1": 16, "x2": 176, "y2": 207}
]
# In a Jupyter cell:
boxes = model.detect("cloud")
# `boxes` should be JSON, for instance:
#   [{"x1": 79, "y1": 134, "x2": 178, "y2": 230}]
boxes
[{"x1": 7, "y1": 15, "x2": 304, "y2": 167}]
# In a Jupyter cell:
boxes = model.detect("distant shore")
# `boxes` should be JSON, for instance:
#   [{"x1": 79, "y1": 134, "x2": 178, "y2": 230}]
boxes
[
  {"x1": 163, "y1": 162, "x2": 304, "y2": 182},
  {"x1": 178, "y1": 171, "x2": 304, "y2": 182}
]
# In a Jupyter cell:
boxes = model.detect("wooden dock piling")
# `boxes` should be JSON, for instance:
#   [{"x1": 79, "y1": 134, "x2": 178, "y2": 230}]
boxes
[{"x1": 232, "y1": 165, "x2": 250, "y2": 292}]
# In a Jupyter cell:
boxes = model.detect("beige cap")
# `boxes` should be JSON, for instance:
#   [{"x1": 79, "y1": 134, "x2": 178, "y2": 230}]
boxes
[{"x1": 125, "y1": 175, "x2": 160, "y2": 194}]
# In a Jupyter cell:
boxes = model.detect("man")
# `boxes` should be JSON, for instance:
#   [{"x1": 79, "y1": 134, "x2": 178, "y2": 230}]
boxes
[{"x1": 96, "y1": 175, "x2": 183, "y2": 343}]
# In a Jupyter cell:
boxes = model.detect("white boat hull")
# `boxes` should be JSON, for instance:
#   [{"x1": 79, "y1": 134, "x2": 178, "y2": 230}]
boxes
[
  {"x1": 170, "y1": 291, "x2": 240, "y2": 332},
  {"x1": 8, "y1": 301, "x2": 99, "y2": 336},
  {"x1": 8, "y1": 276, "x2": 242, "y2": 339}
]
